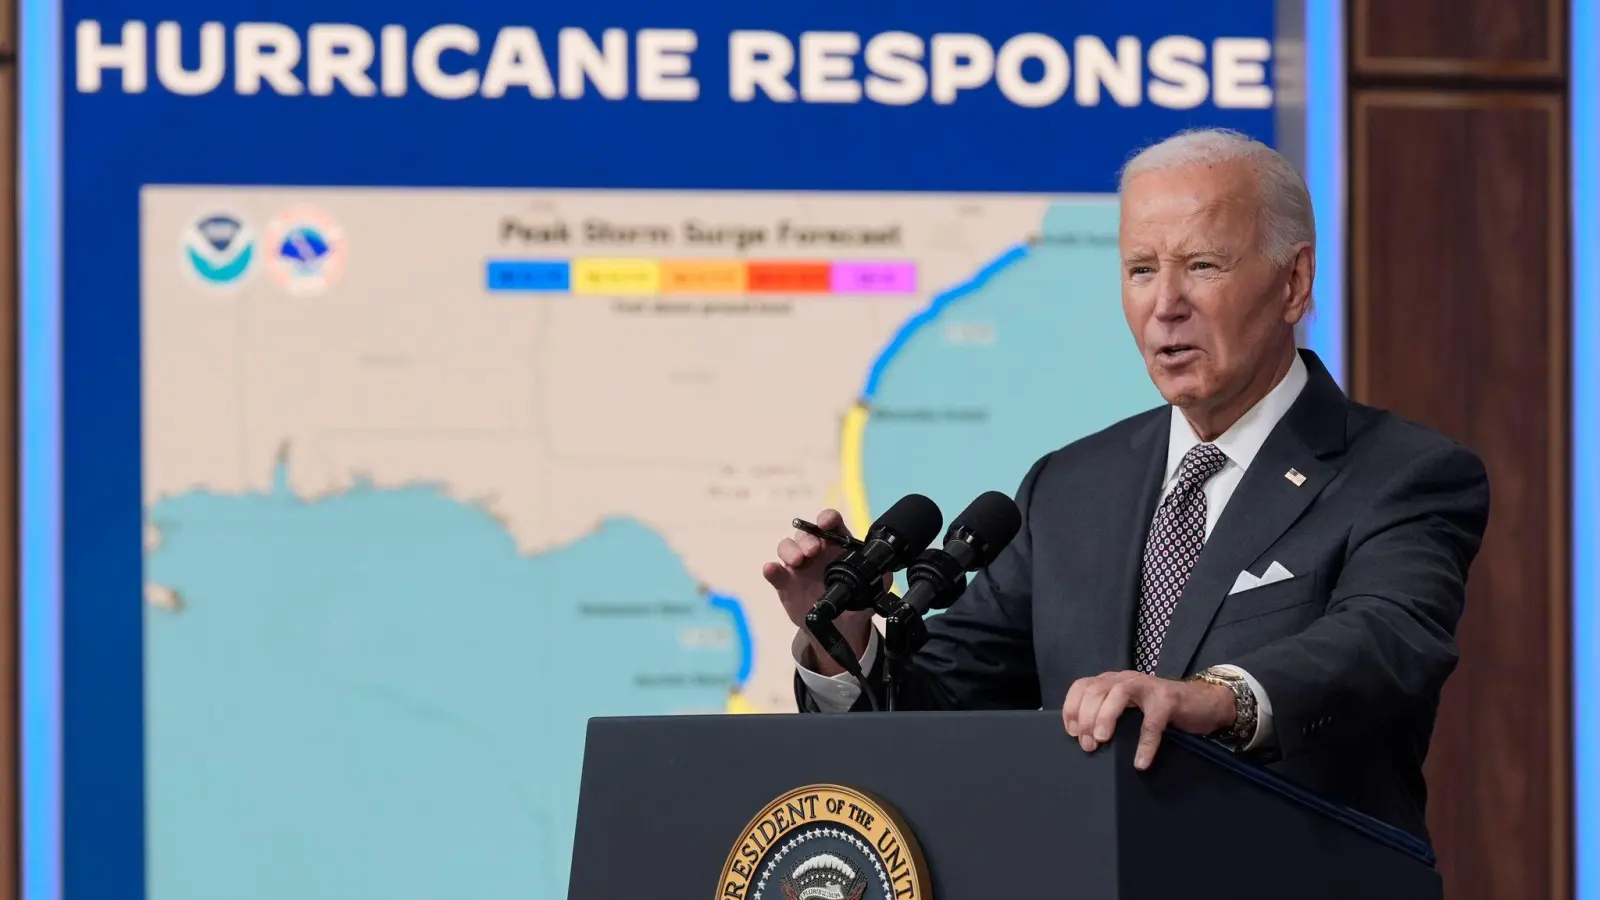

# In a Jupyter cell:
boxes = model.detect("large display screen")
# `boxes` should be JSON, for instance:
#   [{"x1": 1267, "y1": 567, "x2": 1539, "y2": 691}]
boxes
[{"x1": 25, "y1": 2, "x2": 1287, "y2": 897}]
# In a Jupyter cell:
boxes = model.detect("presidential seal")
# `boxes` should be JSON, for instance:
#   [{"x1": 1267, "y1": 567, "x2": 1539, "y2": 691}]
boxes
[{"x1": 716, "y1": 785, "x2": 930, "y2": 900}]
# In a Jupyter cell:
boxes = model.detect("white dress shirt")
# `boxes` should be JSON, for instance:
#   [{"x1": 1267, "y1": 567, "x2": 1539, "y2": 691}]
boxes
[{"x1": 795, "y1": 354, "x2": 1310, "y2": 751}]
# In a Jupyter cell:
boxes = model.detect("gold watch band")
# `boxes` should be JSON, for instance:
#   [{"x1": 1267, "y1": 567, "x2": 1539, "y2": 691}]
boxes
[{"x1": 1192, "y1": 667, "x2": 1259, "y2": 748}]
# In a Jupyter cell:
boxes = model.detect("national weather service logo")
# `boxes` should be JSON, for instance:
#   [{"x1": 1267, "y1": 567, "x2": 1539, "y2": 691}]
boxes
[
  {"x1": 264, "y1": 206, "x2": 345, "y2": 295},
  {"x1": 717, "y1": 785, "x2": 930, "y2": 900},
  {"x1": 181, "y1": 213, "x2": 255, "y2": 287}
]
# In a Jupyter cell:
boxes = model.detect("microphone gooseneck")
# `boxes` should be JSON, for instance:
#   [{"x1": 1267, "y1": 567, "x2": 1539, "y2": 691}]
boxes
[
  {"x1": 894, "y1": 491, "x2": 1022, "y2": 618},
  {"x1": 808, "y1": 493, "x2": 943, "y2": 622},
  {"x1": 879, "y1": 491, "x2": 1023, "y2": 710},
  {"x1": 805, "y1": 494, "x2": 944, "y2": 711}
]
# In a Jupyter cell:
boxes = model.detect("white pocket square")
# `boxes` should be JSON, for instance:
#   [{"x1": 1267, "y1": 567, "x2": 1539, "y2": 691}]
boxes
[{"x1": 1228, "y1": 561, "x2": 1295, "y2": 595}]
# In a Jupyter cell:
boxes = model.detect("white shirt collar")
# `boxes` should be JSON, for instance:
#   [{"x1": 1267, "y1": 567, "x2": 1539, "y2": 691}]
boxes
[{"x1": 1164, "y1": 352, "x2": 1309, "y2": 484}]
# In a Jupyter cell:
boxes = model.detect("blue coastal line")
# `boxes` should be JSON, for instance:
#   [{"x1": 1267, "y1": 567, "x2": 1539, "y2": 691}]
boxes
[
  {"x1": 861, "y1": 243, "x2": 1032, "y2": 401},
  {"x1": 707, "y1": 591, "x2": 753, "y2": 687}
]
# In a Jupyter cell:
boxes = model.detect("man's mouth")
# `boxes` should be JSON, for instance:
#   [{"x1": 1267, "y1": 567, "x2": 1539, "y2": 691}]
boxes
[{"x1": 1154, "y1": 344, "x2": 1203, "y2": 367}]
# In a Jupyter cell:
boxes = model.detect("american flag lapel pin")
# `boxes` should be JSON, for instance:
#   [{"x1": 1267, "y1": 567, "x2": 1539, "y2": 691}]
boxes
[{"x1": 1284, "y1": 468, "x2": 1307, "y2": 486}]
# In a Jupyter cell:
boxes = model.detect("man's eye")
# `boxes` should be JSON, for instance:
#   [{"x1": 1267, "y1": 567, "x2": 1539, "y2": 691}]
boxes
[
  {"x1": 1129, "y1": 266, "x2": 1153, "y2": 276},
  {"x1": 1191, "y1": 261, "x2": 1215, "y2": 270}
]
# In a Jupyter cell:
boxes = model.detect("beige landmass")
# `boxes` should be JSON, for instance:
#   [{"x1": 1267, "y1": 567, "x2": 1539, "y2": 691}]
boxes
[
  {"x1": 142, "y1": 187, "x2": 1055, "y2": 711},
  {"x1": 145, "y1": 584, "x2": 184, "y2": 612}
]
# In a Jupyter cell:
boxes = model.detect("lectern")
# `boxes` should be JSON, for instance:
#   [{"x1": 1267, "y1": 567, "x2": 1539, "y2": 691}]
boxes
[{"x1": 567, "y1": 710, "x2": 1440, "y2": 899}]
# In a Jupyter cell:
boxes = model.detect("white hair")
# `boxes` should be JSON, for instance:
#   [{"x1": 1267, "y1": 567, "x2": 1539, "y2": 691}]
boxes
[{"x1": 1118, "y1": 128, "x2": 1316, "y2": 267}]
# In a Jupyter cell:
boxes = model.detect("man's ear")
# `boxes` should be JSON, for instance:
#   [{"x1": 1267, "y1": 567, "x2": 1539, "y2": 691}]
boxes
[{"x1": 1282, "y1": 244, "x2": 1316, "y2": 325}]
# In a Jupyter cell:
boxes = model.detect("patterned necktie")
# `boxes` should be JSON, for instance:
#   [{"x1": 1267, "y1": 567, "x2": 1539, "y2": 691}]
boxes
[{"x1": 1133, "y1": 442, "x2": 1230, "y2": 674}]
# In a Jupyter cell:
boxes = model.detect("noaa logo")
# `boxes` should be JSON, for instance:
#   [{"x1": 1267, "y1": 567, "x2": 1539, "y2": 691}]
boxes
[
  {"x1": 717, "y1": 785, "x2": 930, "y2": 900},
  {"x1": 265, "y1": 206, "x2": 345, "y2": 295},
  {"x1": 181, "y1": 213, "x2": 254, "y2": 287}
]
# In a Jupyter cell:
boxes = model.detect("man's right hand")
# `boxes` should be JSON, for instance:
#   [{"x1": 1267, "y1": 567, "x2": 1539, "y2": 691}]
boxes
[{"x1": 761, "y1": 508, "x2": 882, "y2": 677}]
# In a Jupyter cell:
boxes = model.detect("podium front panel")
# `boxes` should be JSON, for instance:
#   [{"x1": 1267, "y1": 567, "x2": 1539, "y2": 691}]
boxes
[{"x1": 568, "y1": 711, "x2": 1120, "y2": 899}]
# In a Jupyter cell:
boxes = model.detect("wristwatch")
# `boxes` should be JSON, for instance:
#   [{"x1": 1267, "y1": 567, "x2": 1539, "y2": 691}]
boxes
[{"x1": 1191, "y1": 667, "x2": 1259, "y2": 749}]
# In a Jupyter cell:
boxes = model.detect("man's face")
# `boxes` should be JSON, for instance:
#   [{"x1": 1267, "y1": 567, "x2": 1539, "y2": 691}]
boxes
[{"x1": 1119, "y1": 161, "x2": 1308, "y2": 416}]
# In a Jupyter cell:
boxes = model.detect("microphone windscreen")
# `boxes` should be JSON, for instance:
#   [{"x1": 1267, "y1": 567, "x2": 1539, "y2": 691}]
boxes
[
  {"x1": 873, "y1": 493, "x2": 944, "y2": 563},
  {"x1": 951, "y1": 491, "x2": 1023, "y2": 566}
]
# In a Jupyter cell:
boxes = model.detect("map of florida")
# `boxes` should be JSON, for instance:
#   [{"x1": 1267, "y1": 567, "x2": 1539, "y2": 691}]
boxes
[{"x1": 141, "y1": 187, "x2": 1057, "y2": 711}]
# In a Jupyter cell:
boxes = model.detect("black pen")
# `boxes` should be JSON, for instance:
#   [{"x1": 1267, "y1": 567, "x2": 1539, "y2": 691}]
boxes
[{"x1": 791, "y1": 518, "x2": 864, "y2": 551}]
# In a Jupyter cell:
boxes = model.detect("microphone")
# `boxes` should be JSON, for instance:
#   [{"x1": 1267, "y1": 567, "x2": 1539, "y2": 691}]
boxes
[
  {"x1": 897, "y1": 490, "x2": 1023, "y2": 617},
  {"x1": 807, "y1": 493, "x2": 943, "y2": 621},
  {"x1": 875, "y1": 491, "x2": 1021, "y2": 712},
  {"x1": 804, "y1": 494, "x2": 942, "y2": 710}
]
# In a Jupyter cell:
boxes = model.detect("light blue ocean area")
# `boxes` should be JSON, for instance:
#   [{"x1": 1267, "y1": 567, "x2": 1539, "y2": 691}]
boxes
[
  {"x1": 862, "y1": 199, "x2": 1166, "y2": 537},
  {"x1": 145, "y1": 461, "x2": 743, "y2": 900}
]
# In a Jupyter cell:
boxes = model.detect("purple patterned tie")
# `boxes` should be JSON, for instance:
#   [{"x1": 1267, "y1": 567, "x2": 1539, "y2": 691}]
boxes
[{"x1": 1133, "y1": 442, "x2": 1230, "y2": 674}]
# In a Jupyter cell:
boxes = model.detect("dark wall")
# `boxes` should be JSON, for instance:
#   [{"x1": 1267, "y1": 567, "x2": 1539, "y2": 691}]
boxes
[{"x1": 1347, "y1": 1, "x2": 1570, "y2": 898}]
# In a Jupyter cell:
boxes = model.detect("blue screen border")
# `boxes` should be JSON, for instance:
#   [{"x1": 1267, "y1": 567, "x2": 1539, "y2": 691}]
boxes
[
  {"x1": 1301, "y1": 0, "x2": 1346, "y2": 385},
  {"x1": 1572, "y1": 1, "x2": 1598, "y2": 897},
  {"x1": 20, "y1": 0, "x2": 63, "y2": 897}
]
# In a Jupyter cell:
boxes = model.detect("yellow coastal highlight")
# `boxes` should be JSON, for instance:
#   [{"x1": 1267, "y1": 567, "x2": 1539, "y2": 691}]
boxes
[
  {"x1": 725, "y1": 691, "x2": 760, "y2": 714},
  {"x1": 571, "y1": 258, "x2": 661, "y2": 295},
  {"x1": 837, "y1": 400, "x2": 902, "y2": 600},
  {"x1": 839, "y1": 402, "x2": 873, "y2": 538},
  {"x1": 715, "y1": 401, "x2": 873, "y2": 720}
]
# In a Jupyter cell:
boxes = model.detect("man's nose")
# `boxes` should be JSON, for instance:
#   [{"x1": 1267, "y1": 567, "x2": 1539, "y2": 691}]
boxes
[{"x1": 1152, "y1": 272, "x2": 1190, "y2": 321}]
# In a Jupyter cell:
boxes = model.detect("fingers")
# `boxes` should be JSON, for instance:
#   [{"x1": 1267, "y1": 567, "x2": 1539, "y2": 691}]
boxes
[
  {"x1": 775, "y1": 538, "x2": 807, "y2": 569},
  {"x1": 1062, "y1": 671, "x2": 1177, "y2": 767},
  {"x1": 1071, "y1": 675, "x2": 1117, "y2": 752},
  {"x1": 777, "y1": 532, "x2": 831, "y2": 571},
  {"x1": 766, "y1": 508, "x2": 850, "y2": 597},
  {"x1": 791, "y1": 529, "x2": 825, "y2": 561},
  {"x1": 773, "y1": 509, "x2": 849, "y2": 576},
  {"x1": 1063, "y1": 678, "x2": 1088, "y2": 735},
  {"x1": 815, "y1": 508, "x2": 848, "y2": 535},
  {"x1": 1135, "y1": 695, "x2": 1173, "y2": 771},
  {"x1": 761, "y1": 561, "x2": 791, "y2": 589},
  {"x1": 1092, "y1": 681, "x2": 1131, "y2": 743}
]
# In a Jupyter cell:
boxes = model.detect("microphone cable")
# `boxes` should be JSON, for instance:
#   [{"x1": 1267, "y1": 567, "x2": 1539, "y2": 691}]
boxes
[{"x1": 806, "y1": 602, "x2": 883, "y2": 711}]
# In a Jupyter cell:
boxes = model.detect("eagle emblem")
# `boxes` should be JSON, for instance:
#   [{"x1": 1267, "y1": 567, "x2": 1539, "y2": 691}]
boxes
[{"x1": 779, "y1": 853, "x2": 868, "y2": 900}]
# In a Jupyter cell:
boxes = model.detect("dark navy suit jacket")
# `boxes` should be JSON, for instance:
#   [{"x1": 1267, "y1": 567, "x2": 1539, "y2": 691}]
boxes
[{"x1": 797, "y1": 349, "x2": 1491, "y2": 840}]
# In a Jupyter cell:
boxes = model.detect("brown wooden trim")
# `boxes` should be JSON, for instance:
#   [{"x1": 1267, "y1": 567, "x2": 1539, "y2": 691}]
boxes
[
  {"x1": 1350, "y1": 88, "x2": 1571, "y2": 899},
  {"x1": 1349, "y1": 91, "x2": 1567, "y2": 400},
  {"x1": 1352, "y1": 57, "x2": 1564, "y2": 80},
  {"x1": 1352, "y1": 0, "x2": 1565, "y2": 78},
  {"x1": 1354, "y1": 90, "x2": 1564, "y2": 113},
  {"x1": 1545, "y1": 82, "x2": 1573, "y2": 900}
]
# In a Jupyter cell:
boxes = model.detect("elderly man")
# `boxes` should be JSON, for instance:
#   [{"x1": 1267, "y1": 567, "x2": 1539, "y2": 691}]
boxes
[{"x1": 761, "y1": 128, "x2": 1490, "y2": 839}]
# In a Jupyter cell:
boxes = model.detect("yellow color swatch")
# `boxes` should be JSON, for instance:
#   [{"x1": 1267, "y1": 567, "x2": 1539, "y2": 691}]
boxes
[
  {"x1": 660, "y1": 260, "x2": 748, "y2": 294},
  {"x1": 571, "y1": 258, "x2": 661, "y2": 295}
]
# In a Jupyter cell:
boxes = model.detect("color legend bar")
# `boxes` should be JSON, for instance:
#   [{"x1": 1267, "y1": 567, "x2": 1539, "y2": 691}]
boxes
[
  {"x1": 572, "y1": 258, "x2": 661, "y2": 295},
  {"x1": 832, "y1": 262, "x2": 916, "y2": 294},
  {"x1": 485, "y1": 258, "x2": 918, "y2": 296},
  {"x1": 660, "y1": 260, "x2": 747, "y2": 293},
  {"x1": 486, "y1": 260, "x2": 570, "y2": 292},
  {"x1": 747, "y1": 261, "x2": 831, "y2": 293}
]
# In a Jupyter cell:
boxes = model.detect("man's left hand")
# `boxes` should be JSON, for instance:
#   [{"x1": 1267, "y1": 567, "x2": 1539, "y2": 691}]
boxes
[{"x1": 1062, "y1": 671, "x2": 1236, "y2": 770}]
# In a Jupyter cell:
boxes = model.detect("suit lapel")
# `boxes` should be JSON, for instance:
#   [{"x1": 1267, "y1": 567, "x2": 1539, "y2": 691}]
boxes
[
  {"x1": 1106, "y1": 412, "x2": 1170, "y2": 668},
  {"x1": 1151, "y1": 350, "x2": 1350, "y2": 679}
]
